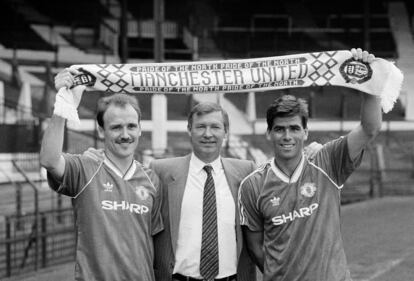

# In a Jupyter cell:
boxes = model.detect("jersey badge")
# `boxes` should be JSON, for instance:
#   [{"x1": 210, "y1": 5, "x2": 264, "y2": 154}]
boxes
[
  {"x1": 300, "y1": 182, "x2": 317, "y2": 198},
  {"x1": 103, "y1": 182, "x2": 113, "y2": 192},
  {"x1": 135, "y1": 186, "x2": 149, "y2": 200},
  {"x1": 270, "y1": 196, "x2": 280, "y2": 206}
]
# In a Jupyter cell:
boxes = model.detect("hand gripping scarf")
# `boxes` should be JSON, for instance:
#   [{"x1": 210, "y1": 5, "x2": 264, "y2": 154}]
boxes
[{"x1": 65, "y1": 50, "x2": 403, "y2": 125}]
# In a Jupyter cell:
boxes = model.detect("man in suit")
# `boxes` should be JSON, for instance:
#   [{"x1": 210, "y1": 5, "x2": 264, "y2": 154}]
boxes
[{"x1": 150, "y1": 102, "x2": 256, "y2": 281}]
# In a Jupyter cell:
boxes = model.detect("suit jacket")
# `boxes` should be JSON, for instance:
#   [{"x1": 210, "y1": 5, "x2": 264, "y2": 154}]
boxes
[{"x1": 150, "y1": 154, "x2": 257, "y2": 281}]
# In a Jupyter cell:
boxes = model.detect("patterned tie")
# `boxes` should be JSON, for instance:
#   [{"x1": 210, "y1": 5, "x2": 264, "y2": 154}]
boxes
[{"x1": 200, "y1": 165, "x2": 219, "y2": 281}]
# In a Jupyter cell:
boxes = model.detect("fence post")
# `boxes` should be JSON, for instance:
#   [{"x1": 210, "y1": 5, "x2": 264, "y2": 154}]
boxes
[
  {"x1": 16, "y1": 183, "x2": 22, "y2": 230},
  {"x1": 57, "y1": 194, "x2": 63, "y2": 223},
  {"x1": 41, "y1": 215, "x2": 47, "y2": 268},
  {"x1": 6, "y1": 217, "x2": 11, "y2": 277},
  {"x1": 11, "y1": 160, "x2": 39, "y2": 270}
]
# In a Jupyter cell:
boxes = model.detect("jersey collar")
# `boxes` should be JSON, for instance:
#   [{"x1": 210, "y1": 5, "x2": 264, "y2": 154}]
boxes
[
  {"x1": 104, "y1": 157, "x2": 137, "y2": 180},
  {"x1": 270, "y1": 153, "x2": 305, "y2": 183}
]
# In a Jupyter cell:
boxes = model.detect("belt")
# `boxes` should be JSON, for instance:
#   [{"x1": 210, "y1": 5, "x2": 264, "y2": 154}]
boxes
[{"x1": 172, "y1": 273, "x2": 237, "y2": 281}]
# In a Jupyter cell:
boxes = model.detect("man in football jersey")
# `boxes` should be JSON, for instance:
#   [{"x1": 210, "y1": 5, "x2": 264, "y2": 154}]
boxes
[
  {"x1": 40, "y1": 69, "x2": 163, "y2": 281},
  {"x1": 238, "y1": 48, "x2": 382, "y2": 281}
]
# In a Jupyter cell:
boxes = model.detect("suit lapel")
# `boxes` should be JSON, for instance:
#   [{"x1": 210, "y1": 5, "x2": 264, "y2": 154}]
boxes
[
  {"x1": 222, "y1": 158, "x2": 239, "y2": 206},
  {"x1": 168, "y1": 154, "x2": 191, "y2": 255},
  {"x1": 222, "y1": 158, "x2": 243, "y2": 258}
]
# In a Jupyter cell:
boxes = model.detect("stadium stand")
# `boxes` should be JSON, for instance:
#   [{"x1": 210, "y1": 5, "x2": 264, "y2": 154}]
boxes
[
  {"x1": 0, "y1": 1, "x2": 54, "y2": 52},
  {"x1": 210, "y1": 0, "x2": 397, "y2": 57}
]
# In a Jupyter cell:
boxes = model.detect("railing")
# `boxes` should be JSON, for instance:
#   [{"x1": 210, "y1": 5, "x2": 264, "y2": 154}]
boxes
[
  {"x1": 11, "y1": 153, "x2": 41, "y2": 172},
  {"x1": 102, "y1": 18, "x2": 197, "y2": 59},
  {"x1": 104, "y1": 18, "x2": 181, "y2": 39},
  {"x1": 0, "y1": 208, "x2": 75, "y2": 278},
  {"x1": 325, "y1": 14, "x2": 390, "y2": 28},
  {"x1": 212, "y1": 11, "x2": 396, "y2": 58},
  {"x1": 0, "y1": 100, "x2": 36, "y2": 124},
  {"x1": 214, "y1": 26, "x2": 392, "y2": 34},
  {"x1": 216, "y1": 13, "x2": 390, "y2": 34},
  {"x1": 212, "y1": 25, "x2": 396, "y2": 58},
  {"x1": 10, "y1": 160, "x2": 40, "y2": 272},
  {"x1": 250, "y1": 14, "x2": 293, "y2": 35},
  {"x1": 0, "y1": 154, "x2": 74, "y2": 278},
  {"x1": 131, "y1": 20, "x2": 179, "y2": 39}
]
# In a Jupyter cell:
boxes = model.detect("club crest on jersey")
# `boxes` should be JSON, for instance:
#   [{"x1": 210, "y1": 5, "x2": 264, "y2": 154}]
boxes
[
  {"x1": 134, "y1": 186, "x2": 149, "y2": 200},
  {"x1": 103, "y1": 182, "x2": 113, "y2": 192},
  {"x1": 270, "y1": 196, "x2": 280, "y2": 206},
  {"x1": 300, "y1": 182, "x2": 316, "y2": 197}
]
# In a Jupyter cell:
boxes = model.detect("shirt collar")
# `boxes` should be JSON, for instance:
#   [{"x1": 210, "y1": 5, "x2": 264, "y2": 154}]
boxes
[
  {"x1": 270, "y1": 152, "x2": 305, "y2": 183},
  {"x1": 190, "y1": 153, "x2": 222, "y2": 175},
  {"x1": 104, "y1": 156, "x2": 137, "y2": 180}
]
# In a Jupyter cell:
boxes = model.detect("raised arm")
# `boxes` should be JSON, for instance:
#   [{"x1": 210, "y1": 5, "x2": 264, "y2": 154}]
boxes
[
  {"x1": 347, "y1": 48, "x2": 382, "y2": 160},
  {"x1": 40, "y1": 69, "x2": 83, "y2": 180},
  {"x1": 40, "y1": 116, "x2": 66, "y2": 179}
]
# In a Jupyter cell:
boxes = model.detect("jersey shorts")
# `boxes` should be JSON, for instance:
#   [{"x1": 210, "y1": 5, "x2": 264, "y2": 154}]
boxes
[
  {"x1": 47, "y1": 154, "x2": 163, "y2": 281},
  {"x1": 239, "y1": 136, "x2": 362, "y2": 281}
]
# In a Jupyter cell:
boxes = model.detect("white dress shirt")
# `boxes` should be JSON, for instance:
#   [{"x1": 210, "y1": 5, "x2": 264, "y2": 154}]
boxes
[{"x1": 173, "y1": 154, "x2": 237, "y2": 278}]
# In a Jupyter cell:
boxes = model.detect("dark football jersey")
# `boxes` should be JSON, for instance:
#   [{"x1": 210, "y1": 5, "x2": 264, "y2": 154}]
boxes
[
  {"x1": 239, "y1": 136, "x2": 362, "y2": 281},
  {"x1": 48, "y1": 155, "x2": 163, "y2": 281}
]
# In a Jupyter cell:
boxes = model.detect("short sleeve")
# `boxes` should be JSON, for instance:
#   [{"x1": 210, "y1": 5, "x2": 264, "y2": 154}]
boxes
[
  {"x1": 315, "y1": 136, "x2": 363, "y2": 186},
  {"x1": 238, "y1": 176, "x2": 263, "y2": 232},
  {"x1": 47, "y1": 154, "x2": 97, "y2": 197}
]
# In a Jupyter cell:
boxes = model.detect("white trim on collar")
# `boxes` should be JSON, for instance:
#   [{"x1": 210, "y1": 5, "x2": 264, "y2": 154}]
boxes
[
  {"x1": 270, "y1": 153, "x2": 305, "y2": 183},
  {"x1": 103, "y1": 158, "x2": 137, "y2": 180}
]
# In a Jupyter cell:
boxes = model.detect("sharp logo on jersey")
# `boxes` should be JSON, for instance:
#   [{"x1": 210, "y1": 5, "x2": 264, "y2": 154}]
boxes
[
  {"x1": 300, "y1": 182, "x2": 317, "y2": 197},
  {"x1": 101, "y1": 200, "x2": 149, "y2": 214},
  {"x1": 103, "y1": 182, "x2": 113, "y2": 192},
  {"x1": 134, "y1": 186, "x2": 149, "y2": 200},
  {"x1": 270, "y1": 196, "x2": 280, "y2": 206},
  {"x1": 271, "y1": 203, "x2": 318, "y2": 226}
]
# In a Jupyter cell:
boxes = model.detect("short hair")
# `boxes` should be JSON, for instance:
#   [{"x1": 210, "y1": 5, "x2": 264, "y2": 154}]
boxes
[
  {"x1": 187, "y1": 102, "x2": 229, "y2": 133},
  {"x1": 96, "y1": 93, "x2": 141, "y2": 128},
  {"x1": 266, "y1": 95, "x2": 309, "y2": 131}
]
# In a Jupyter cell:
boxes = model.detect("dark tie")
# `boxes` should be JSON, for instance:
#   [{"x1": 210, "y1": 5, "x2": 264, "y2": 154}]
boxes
[{"x1": 200, "y1": 165, "x2": 219, "y2": 281}]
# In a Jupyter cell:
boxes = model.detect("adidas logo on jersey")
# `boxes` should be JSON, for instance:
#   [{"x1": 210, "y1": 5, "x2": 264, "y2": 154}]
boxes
[
  {"x1": 271, "y1": 203, "x2": 318, "y2": 226},
  {"x1": 270, "y1": 196, "x2": 280, "y2": 206},
  {"x1": 103, "y1": 182, "x2": 113, "y2": 192},
  {"x1": 101, "y1": 200, "x2": 149, "y2": 214}
]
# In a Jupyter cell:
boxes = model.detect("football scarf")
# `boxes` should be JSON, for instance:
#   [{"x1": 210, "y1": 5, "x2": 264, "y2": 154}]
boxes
[{"x1": 63, "y1": 50, "x2": 403, "y2": 124}]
